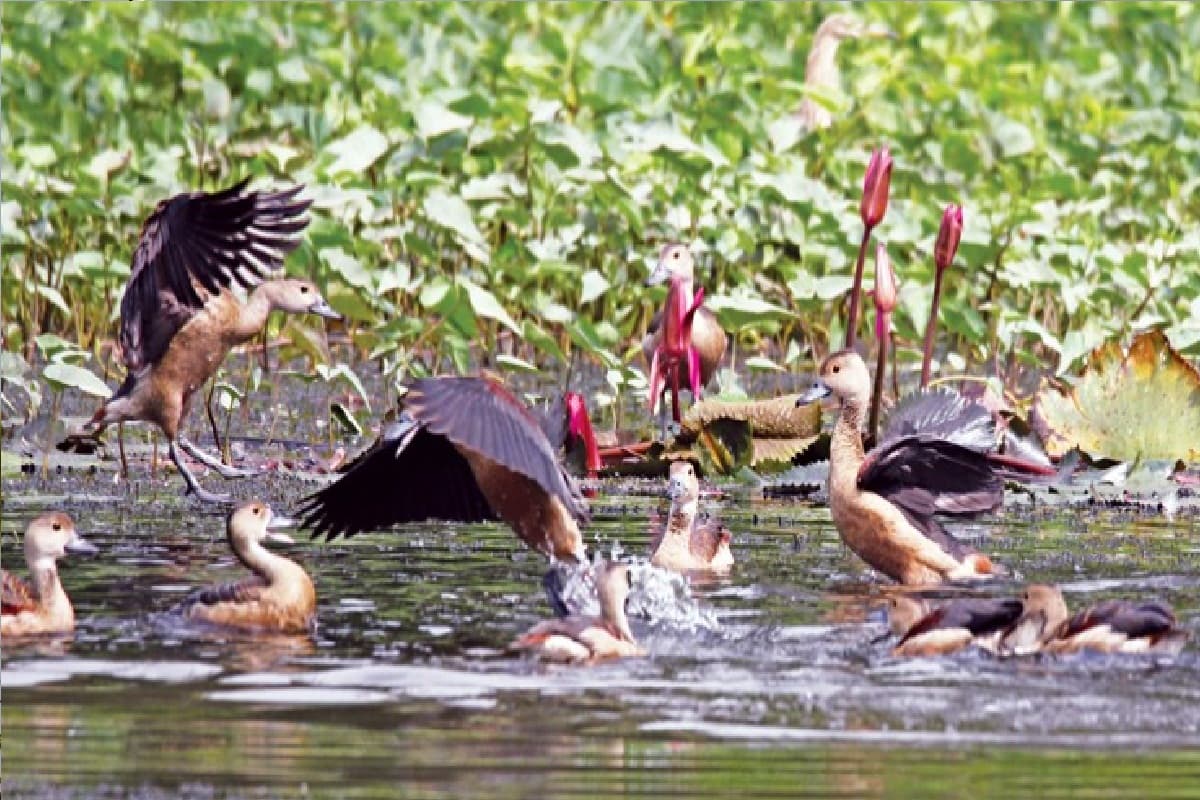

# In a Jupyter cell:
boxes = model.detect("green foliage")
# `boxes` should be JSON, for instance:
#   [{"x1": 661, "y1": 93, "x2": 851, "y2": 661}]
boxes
[{"x1": 3, "y1": 2, "x2": 1198, "y2": 408}]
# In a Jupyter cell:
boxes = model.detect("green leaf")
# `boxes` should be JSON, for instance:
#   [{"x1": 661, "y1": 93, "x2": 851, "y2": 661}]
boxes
[
  {"x1": 458, "y1": 277, "x2": 520, "y2": 333},
  {"x1": 43, "y1": 363, "x2": 112, "y2": 398},
  {"x1": 579, "y1": 269, "x2": 610, "y2": 305},
  {"x1": 325, "y1": 125, "x2": 388, "y2": 175},
  {"x1": 495, "y1": 354, "x2": 539, "y2": 373},
  {"x1": 415, "y1": 101, "x2": 473, "y2": 139}
]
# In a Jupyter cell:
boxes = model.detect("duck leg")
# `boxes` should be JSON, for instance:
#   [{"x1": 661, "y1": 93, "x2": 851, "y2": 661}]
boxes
[
  {"x1": 169, "y1": 440, "x2": 232, "y2": 504},
  {"x1": 178, "y1": 436, "x2": 259, "y2": 479}
]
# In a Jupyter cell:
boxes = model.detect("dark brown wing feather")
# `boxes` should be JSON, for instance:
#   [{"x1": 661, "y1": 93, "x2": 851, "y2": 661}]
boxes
[
  {"x1": 899, "y1": 598, "x2": 1023, "y2": 646},
  {"x1": 298, "y1": 415, "x2": 497, "y2": 541},
  {"x1": 2, "y1": 570, "x2": 37, "y2": 615},
  {"x1": 405, "y1": 377, "x2": 589, "y2": 524},
  {"x1": 882, "y1": 389, "x2": 996, "y2": 452},
  {"x1": 120, "y1": 180, "x2": 311, "y2": 371},
  {"x1": 860, "y1": 436, "x2": 1003, "y2": 519},
  {"x1": 174, "y1": 575, "x2": 268, "y2": 615},
  {"x1": 1060, "y1": 600, "x2": 1177, "y2": 640}
]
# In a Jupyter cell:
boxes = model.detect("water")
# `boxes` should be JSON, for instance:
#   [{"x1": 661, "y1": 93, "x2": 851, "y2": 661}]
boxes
[{"x1": 2, "y1": 469, "x2": 1198, "y2": 799}]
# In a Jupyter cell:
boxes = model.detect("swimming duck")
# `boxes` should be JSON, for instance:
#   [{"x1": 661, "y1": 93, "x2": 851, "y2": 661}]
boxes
[
  {"x1": 886, "y1": 594, "x2": 1023, "y2": 657},
  {"x1": 299, "y1": 375, "x2": 589, "y2": 562},
  {"x1": 1003, "y1": 585, "x2": 1189, "y2": 656},
  {"x1": 796, "y1": 350, "x2": 1001, "y2": 585},
  {"x1": 512, "y1": 561, "x2": 644, "y2": 664},
  {"x1": 996, "y1": 584, "x2": 1070, "y2": 655},
  {"x1": 650, "y1": 461, "x2": 734, "y2": 573},
  {"x1": 173, "y1": 501, "x2": 315, "y2": 633},
  {"x1": 84, "y1": 179, "x2": 339, "y2": 503},
  {"x1": 2, "y1": 512, "x2": 98, "y2": 637},
  {"x1": 643, "y1": 244, "x2": 727, "y2": 425}
]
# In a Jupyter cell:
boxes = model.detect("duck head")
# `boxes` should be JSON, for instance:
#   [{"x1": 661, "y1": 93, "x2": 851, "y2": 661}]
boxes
[
  {"x1": 667, "y1": 461, "x2": 700, "y2": 507},
  {"x1": 646, "y1": 243, "x2": 696, "y2": 287},
  {"x1": 267, "y1": 278, "x2": 341, "y2": 319},
  {"x1": 25, "y1": 512, "x2": 97, "y2": 569},
  {"x1": 796, "y1": 349, "x2": 871, "y2": 409},
  {"x1": 228, "y1": 501, "x2": 298, "y2": 553}
]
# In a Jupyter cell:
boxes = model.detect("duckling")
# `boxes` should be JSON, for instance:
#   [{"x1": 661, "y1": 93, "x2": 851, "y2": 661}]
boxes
[
  {"x1": 886, "y1": 595, "x2": 1023, "y2": 657},
  {"x1": 796, "y1": 350, "x2": 1002, "y2": 585},
  {"x1": 300, "y1": 375, "x2": 589, "y2": 562},
  {"x1": 512, "y1": 562, "x2": 645, "y2": 664},
  {"x1": 173, "y1": 501, "x2": 315, "y2": 633},
  {"x1": 84, "y1": 180, "x2": 340, "y2": 503},
  {"x1": 2, "y1": 513, "x2": 98, "y2": 637},
  {"x1": 644, "y1": 244, "x2": 727, "y2": 425},
  {"x1": 1006, "y1": 586, "x2": 1189, "y2": 656},
  {"x1": 650, "y1": 461, "x2": 734, "y2": 573},
  {"x1": 997, "y1": 584, "x2": 1070, "y2": 656}
]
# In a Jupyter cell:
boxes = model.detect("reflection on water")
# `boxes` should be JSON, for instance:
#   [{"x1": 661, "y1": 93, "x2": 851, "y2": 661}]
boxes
[{"x1": 2, "y1": 484, "x2": 1199, "y2": 798}]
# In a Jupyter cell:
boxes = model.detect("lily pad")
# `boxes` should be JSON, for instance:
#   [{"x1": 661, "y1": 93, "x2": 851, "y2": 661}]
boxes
[
  {"x1": 1033, "y1": 330, "x2": 1200, "y2": 463},
  {"x1": 670, "y1": 394, "x2": 822, "y2": 474}
]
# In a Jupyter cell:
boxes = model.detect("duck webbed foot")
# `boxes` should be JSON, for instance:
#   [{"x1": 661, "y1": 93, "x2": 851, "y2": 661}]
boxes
[
  {"x1": 178, "y1": 437, "x2": 260, "y2": 479},
  {"x1": 170, "y1": 441, "x2": 233, "y2": 504}
]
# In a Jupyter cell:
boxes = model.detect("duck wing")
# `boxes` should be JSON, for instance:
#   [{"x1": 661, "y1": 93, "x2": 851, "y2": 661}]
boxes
[
  {"x1": 860, "y1": 436, "x2": 1003, "y2": 518},
  {"x1": 175, "y1": 575, "x2": 268, "y2": 614},
  {"x1": 1, "y1": 570, "x2": 37, "y2": 615},
  {"x1": 298, "y1": 412, "x2": 496, "y2": 541},
  {"x1": 1061, "y1": 600, "x2": 1177, "y2": 640},
  {"x1": 119, "y1": 180, "x2": 311, "y2": 372},
  {"x1": 881, "y1": 389, "x2": 996, "y2": 452}
]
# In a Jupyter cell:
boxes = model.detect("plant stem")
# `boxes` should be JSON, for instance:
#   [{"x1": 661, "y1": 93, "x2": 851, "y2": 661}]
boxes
[
  {"x1": 920, "y1": 267, "x2": 945, "y2": 388},
  {"x1": 844, "y1": 227, "x2": 871, "y2": 350},
  {"x1": 868, "y1": 331, "x2": 887, "y2": 443}
]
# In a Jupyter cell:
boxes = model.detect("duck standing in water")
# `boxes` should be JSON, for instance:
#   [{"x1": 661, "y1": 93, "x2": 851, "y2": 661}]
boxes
[
  {"x1": 650, "y1": 461, "x2": 734, "y2": 574},
  {"x1": 173, "y1": 501, "x2": 315, "y2": 633},
  {"x1": 643, "y1": 244, "x2": 727, "y2": 426},
  {"x1": 796, "y1": 350, "x2": 1002, "y2": 584},
  {"x1": 300, "y1": 375, "x2": 589, "y2": 562},
  {"x1": 2, "y1": 512, "x2": 98, "y2": 637},
  {"x1": 84, "y1": 179, "x2": 340, "y2": 503},
  {"x1": 885, "y1": 594, "x2": 1023, "y2": 657},
  {"x1": 512, "y1": 561, "x2": 645, "y2": 664},
  {"x1": 1003, "y1": 585, "x2": 1189, "y2": 656}
]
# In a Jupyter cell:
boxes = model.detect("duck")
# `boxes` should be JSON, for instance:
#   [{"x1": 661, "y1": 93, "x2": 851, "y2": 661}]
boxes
[
  {"x1": 1003, "y1": 585, "x2": 1189, "y2": 656},
  {"x1": 643, "y1": 244, "x2": 727, "y2": 426},
  {"x1": 512, "y1": 561, "x2": 644, "y2": 664},
  {"x1": 299, "y1": 375, "x2": 589, "y2": 562},
  {"x1": 2, "y1": 512, "x2": 98, "y2": 637},
  {"x1": 885, "y1": 594, "x2": 1023, "y2": 657},
  {"x1": 797, "y1": 14, "x2": 894, "y2": 131},
  {"x1": 650, "y1": 461, "x2": 734, "y2": 573},
  {"x1": 796, "y1": 350, "x2": 1002, "y2": 585},
  {"x1": 173, "y1": 501, "x2": 315, "y2": 633},
  {"x1": 83, "y1": 179, "x2": 340, "y2": 503}
]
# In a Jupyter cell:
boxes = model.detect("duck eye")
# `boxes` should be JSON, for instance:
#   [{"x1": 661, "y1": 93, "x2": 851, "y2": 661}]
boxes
[
  {"x1": 52, "y1": 522, "x2": 62, "y2": 531},
  {"x1": 252, "y1": 507, "x2": 261, "y2": 515},
  {"x1": 672, "y1": 250, "x2": 681, "y2": 260},
  {"x1": 832, "y1": 365, "x2": 841, "y2": 374}
]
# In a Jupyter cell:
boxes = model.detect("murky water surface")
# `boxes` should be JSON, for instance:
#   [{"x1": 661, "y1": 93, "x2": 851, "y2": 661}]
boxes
[{"x1": 3, "y1": 451, "x2": 1199, "y2": 798}]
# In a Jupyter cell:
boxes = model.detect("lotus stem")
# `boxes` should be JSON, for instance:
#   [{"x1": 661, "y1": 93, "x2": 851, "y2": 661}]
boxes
[
  {"x1": 845, "y1": 227, "x2": 872, "y2": 350},
  {"x1": 920, "y1": 266, "x2": 945, "y2": 388},
  {"x1": 869, "y1": 332, "x2": 888, "y2": 443}
]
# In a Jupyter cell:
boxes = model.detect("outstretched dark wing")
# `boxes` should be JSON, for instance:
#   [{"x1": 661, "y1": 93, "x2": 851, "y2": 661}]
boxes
[
  {"x1": 174, "y1": 575, "x2": 268, "y2": 614},
  {"x1": 2, "y1": 570, "x2": 37, "y2": 615},
  {"x1": 1061, "y1": 600, "x2": 1177, "y2": 640},
  {"x1": 299, "y1": 415, "x2": 497, "y2": 541},
  {"x1": 899, "y1": 598, "x2": 1023, "y2": 646},
  {"x1": 533, "y1": 393, "x2": 569, "y2": 452},
  {"x1": 405, "y1": 377, "x2": 589, "y2": 523},
  {"x1": 882, "y1": 389, "x2": 996, "y2": 452},
  {"x1": 119, "y1": 180, "x2": 311, "y2": 371}
]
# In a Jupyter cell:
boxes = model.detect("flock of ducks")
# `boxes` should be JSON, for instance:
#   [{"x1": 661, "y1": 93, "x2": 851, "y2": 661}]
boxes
[{"x1": 2, "y1": 180, "x2": 1191, "y2": 667}]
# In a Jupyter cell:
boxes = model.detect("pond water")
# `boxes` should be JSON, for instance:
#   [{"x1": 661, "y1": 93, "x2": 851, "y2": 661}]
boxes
[{"x1": 2, "y1": 468, "x2": 1198, "y2": 799}]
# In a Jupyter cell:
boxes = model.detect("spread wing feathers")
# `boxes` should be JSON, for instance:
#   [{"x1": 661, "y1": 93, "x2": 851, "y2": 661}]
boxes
[
  {"x1": 175, "y1": 575, "x2": 268, "y2": 614},
  {"x1": 299, "y1": 415, "x2": 496, "y2": 541},
  {"x1": 882, "y1": 388, "x2": 996, "y2": 452},
  {"x1": 533, "y1": 393, "x2": 569, "y2": 452},
  {"x1": 860, "y1": 436, "x2": 1004, "y2": 520},
  {"x1": 119, "y1": 179, "x2": 311, "y2": 371},
  {"x1": 405, "y1": 377, "x2": 589, "y2": 524},
  {"x1": 1060, "y1": 600, "x2": 1177, "y2": 640},
  {"x1": 1, "y1": 570, "x2": 37, "y2": 615}
]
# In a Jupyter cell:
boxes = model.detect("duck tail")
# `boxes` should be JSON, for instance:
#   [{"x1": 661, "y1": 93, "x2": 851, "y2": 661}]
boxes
[{"x1": 963, "y1": 553, "x2": 994, "y2": 575}]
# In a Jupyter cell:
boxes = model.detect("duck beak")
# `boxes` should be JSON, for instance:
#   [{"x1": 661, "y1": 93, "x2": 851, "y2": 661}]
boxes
[
  {"x1": 65, "y1": 532, "x2": 99, "y2": 556},
  {"x1": 864, "y1": 23, "x2": 896, "y2": 40},
  {"x1": 309, "y1": 298, "x2": 342, "y2": 320},
  {"x1": 796, "y1": 380, "x2": 831, "y2": 406},
  {"x1": 646, "y1": 258, "x2": 671, "y2": 287}
]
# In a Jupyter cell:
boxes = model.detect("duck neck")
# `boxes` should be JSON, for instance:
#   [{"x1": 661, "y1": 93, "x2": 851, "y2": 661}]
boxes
[
  {"x1": 232, "y1": 283, "x2": 279, "y2": 341},
  {"x1": 667, "y1": 498, "x2": 698, "y2": 538},
  {"x1": 829, "y1": 396, "x2": 867, "y2": 493},
  {"x1": 805, "y1": 35, "x2": 841, "y2": 91},
  {"x1": 232, "y1": 536, "x2": 293, "y2": 586},
  {"x1": 30, "y1": 557, "x2": 72, "y2": 617}
]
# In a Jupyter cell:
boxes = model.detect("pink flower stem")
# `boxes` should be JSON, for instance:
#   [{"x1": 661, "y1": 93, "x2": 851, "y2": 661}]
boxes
[
  {"x1": 869, "y1": 325, "x2": 889, "y2": 443},
  {"x1": 845, "y1": 227, "x2": 872, "y2": 350},
  {"x1": 920, "y1": 267, "x2": 945, "y2": 388}
]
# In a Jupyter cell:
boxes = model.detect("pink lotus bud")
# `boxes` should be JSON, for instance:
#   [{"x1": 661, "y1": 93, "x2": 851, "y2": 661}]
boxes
[
  {"x1": 860, "y1": 146, "x2": 893, "y2": 230},
  {"x1": 934, "y1": 204, "x2": 963, "y2": 272},
  {"x1": 873, "y1": 241, "x2": 896, "y2": 340}
]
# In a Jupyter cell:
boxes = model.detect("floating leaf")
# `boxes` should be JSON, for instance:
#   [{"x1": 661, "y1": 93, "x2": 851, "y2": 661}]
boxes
[
  {"x1": 1032, "y1": 330, "x2": 1200, "y2": 463},
  {"x1": 43, "y1": 363, "x2": 112, "y2": 398}
]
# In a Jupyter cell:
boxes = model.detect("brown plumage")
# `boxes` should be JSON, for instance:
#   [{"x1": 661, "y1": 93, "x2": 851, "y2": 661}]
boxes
[
  {"x1": 997, "y1": 584, "x2": 1070, "y2": 656},
  {"x1": 512, "y1": 562, "x2": 644, "y2": 664},
  {"x1": 650, "y1": 461, "x2": 734, "y2": 573},
  {"x1": 174, "y1": 501, "x2": 316, "y2": 633},
  {"x1": 299, "y1": 376, "x2": 589, "y2": 562},
  {"x1": 796, "y1": 350, "x2": 1002, "y2": 585},
  {"x1": 1004, "y1": 586, "x2": 1190, "y2": 656},
  {"x1": 2, "y1": 512, "x2": 98, "y2": 637},
  {"x1": 84, "y1": 180, "x2": 339, "y2": 503},
  {"x1": 887, "y1": 595, "x2": 1023, "y2": 657}
]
